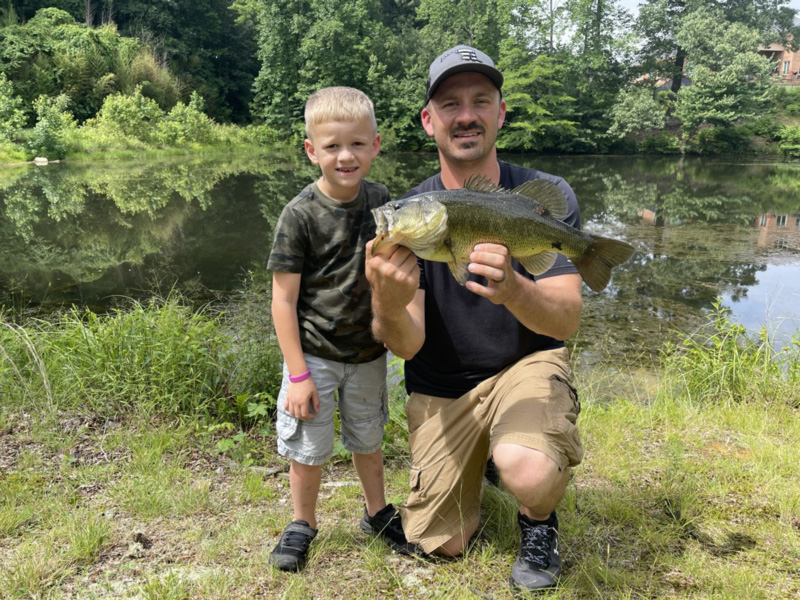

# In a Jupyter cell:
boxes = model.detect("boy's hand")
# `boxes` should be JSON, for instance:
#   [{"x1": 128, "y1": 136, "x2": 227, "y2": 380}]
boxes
[{"x1": 285, "y1": 379, "x2": 320, "y2": 420}]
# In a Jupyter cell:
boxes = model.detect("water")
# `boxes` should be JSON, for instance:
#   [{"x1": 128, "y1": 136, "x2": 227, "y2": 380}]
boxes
[{"x1": 2, "y1": 152, "x2": 800, "y2": 368}]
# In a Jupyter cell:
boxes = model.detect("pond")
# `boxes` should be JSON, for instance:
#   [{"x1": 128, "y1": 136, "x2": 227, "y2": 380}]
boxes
[{"x1": 2, "y1": 152, "x2": 800, "y2": 370}]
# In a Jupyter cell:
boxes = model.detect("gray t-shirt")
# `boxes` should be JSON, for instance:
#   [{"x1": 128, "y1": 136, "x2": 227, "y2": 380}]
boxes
[{"x1": 267, "y1": 180, "x2": 389, "y2": 363}]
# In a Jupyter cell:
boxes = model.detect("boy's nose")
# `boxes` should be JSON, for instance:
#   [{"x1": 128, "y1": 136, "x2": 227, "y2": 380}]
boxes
[{"x1": 339, "y1": 147, "x2": 354, "y2": 161}]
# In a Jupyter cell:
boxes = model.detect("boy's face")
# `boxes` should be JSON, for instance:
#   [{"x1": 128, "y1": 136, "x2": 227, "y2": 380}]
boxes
[{"x1": 305, "y1": 116, "x2": 380, "y2": 202}]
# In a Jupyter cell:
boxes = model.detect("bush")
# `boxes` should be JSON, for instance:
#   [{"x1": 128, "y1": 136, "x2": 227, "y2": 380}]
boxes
[
  {"x1": 28, "y1": 94, "x2": 76, "y2": 159},
  {"x1": 0, "y1": 73, "x2": 26, "y2": 142},
  {"x1": 685, "y1": 125, "x2": 753, "y2": 155},
  {"x1": 778, "y1": 124, "x2": 800, "y2": 157},
  {"x1": 156, "y1": 92, "x2": 215, "y2": 146},
  {"x1": 639, "y1": 132, "x2": 680, "y2": 154},
  {"x1": 93, "y1": 86, "x2": 164, "y2": 143}
]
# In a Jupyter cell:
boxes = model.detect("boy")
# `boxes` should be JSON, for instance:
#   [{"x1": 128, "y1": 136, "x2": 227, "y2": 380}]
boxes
[{"x1": 267, "y1": 86, "x2": 415, "y2": 572}]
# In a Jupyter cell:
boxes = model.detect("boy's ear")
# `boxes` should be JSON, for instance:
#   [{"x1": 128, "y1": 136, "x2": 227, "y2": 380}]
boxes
[
  {"x1": 371, "y1": 133, "x2": 381, "y2": 158},
  {"x1": 304, "y1": 138, "x2": 319, "y2": 164}
]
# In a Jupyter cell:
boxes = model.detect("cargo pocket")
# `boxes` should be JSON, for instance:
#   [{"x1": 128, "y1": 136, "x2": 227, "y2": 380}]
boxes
[
  {"x1": 545, "y1": 374, "x2": 583, "y2": 467},
  {"x1": 276, "y1": 409, "x2": 301, "y2": 442}
]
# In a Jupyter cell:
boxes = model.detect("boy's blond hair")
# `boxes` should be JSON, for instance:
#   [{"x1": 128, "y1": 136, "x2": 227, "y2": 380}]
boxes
[{"x1": 304, "y1": 87, "x2": 377, "y2": 139}]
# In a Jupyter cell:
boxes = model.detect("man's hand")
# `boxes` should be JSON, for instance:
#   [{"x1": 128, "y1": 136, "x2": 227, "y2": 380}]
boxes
[
  {"x1": 365, "y1": 239, "x2": 419, "y2": 312},
  {"x1": 365, "y1": 238, "x2": 426, "y2": 360},
  {"x1": 465, "y1": 243, "x2": 583, "y2": 340},
  {"x1": 465, "y1": 243, "x2": 519, "y2": 305}
]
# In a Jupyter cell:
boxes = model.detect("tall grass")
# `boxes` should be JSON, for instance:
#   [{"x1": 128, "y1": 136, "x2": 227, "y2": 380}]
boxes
[
  {"x1": 0, "y1": 293, "x2": 283, "y2": 422},
  {"x1": 661, "y1": 300, "x2": 800, "y2": 406}
]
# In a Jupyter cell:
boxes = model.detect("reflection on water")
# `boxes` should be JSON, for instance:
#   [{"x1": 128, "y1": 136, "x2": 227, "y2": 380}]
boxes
[{"x1": 2, "y1": 153, "x2": 800, "y2": 368}]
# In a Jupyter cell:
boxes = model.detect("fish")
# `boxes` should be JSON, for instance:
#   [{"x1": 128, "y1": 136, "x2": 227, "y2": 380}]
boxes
[{"x1": 371, "y1": 175, "x2": 634, "y2": 292}]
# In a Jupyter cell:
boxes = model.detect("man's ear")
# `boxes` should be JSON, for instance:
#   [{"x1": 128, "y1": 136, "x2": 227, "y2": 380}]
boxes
[
  {"x1": 497, "y1": 99, "x2": 507, "y2": 130},
  {"x1": 421, "y1": 107, "x2": 434, "y2": 137},
  {"x1": 304, "y1": 138, "x2": 319, "y2": 164}
]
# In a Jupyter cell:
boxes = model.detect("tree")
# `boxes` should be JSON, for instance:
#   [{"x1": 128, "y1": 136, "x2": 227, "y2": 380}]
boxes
[
  {"x1": 635, "y1": 0, "x2": 799, "y2": 96},
  {"x1": 674, "y1": 7, "x2": 773, "y2": 134}
]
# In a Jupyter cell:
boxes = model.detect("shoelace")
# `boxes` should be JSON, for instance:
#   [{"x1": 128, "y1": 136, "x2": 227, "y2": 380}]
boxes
[
  {"x1": 282, "y1": 529, "x2": 313, "y2": 551},
  {"x1": 520, "y1": 522, "x2": 553, "y2": 568}
]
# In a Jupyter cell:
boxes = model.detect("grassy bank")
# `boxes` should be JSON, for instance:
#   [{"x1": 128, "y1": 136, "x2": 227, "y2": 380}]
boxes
[{"x1": 1, "y1": 299, "x2": 799, "y2": 599}]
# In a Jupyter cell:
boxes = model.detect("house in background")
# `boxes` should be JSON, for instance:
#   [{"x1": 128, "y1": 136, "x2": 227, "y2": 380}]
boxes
[
  {"x1": 759, "y1": 18, "x2": 800, "y2": 84},
  {"x1": 759, "y1": 41, "x2": 800, "y2": 83}
]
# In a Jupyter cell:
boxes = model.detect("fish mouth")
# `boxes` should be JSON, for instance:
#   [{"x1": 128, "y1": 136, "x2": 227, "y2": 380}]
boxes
[{"x1": 371, "y1": 234, "x2": 386, "y2": 254}]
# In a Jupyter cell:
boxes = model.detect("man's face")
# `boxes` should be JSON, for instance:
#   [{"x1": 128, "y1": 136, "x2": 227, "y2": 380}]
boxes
[{"x1": 422, "y1": 71, "x2": 506, "y2": 166}]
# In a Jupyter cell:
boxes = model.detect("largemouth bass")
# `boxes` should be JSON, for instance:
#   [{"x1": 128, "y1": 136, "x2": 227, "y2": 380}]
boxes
[{"x1": 371, "y1": 175, "x2": 634, "y2": 292}]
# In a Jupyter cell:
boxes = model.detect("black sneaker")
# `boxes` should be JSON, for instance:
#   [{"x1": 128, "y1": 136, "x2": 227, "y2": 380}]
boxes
[
  {"x1": 359, "y1": 503, "x2": 421, "y2": 556},
  {"x1": 484, "y1": 457, "x2": 501, "y2": 487},
  {"x1": 269, "y1": 520, "x2": 317, "y2": 572},
  {"x1": 509, "y1": 512, "x2": 562, "y2": 593}
]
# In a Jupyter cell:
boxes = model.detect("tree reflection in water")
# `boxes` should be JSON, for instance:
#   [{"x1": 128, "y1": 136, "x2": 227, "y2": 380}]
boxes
[{"x1": 2, "y1": 153, "x2": 800, "y2": 369}]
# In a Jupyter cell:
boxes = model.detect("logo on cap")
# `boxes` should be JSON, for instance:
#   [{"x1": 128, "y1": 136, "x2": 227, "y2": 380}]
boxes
[{"x1": 456, "y1": 48, "x2": 483, "y2": 64}]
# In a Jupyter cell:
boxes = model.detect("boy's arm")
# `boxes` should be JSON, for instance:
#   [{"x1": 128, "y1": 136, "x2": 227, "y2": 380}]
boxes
[{"x1": 271, "y1": 271, "x2": 320, "y2": 420}]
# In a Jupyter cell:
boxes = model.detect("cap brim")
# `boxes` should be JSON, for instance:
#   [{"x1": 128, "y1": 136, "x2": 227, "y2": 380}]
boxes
[{"x1": 426, "y1": 64, "x2": 504, "y2": 104}]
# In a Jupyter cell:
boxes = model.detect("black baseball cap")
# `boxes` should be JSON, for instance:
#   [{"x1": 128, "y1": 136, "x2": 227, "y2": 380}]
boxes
[{"x1": 425, "y1": 45, "x2": 503, "y2": 105}]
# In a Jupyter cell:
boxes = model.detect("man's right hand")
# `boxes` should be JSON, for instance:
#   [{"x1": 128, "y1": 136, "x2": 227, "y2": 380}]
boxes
[
  {"x1": 365, "y1": 239, "x2": 419, "y2": 312},
  {"x1": 365, "y1": 238, "x2": 425, "y2": 360}
]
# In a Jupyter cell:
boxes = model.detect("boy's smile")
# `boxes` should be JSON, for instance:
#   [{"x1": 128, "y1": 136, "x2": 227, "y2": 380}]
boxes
[{"x1": 305, "y1": 117, "x2": 381, "y2": 202}]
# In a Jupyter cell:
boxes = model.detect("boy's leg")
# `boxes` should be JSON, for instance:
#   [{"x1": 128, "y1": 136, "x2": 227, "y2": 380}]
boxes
[
  {"x1": 290, "y1": 460, "x2": 323, "y2": 529},
  {"x1": 352, "y1": 448, "x2": 386, "y2": 516}
]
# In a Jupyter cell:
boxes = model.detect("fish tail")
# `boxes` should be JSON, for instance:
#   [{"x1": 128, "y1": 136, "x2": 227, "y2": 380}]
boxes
[{"x1": 573, "y1": 235, "x2": 635, "y2": 292}]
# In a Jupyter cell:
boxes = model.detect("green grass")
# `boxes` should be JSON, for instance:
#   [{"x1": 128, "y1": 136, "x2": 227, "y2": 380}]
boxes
[{"x1": 1, "y1": 299, "x2": 799, "y2": 598}]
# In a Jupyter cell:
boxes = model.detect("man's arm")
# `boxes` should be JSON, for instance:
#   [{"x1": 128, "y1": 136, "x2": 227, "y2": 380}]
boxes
[
  {"x1": 365, "y1": 239, "x2": 426, "y2": 359},
  {"x1": 465, "y1": 243, "x2": 583, "y2": 341}
]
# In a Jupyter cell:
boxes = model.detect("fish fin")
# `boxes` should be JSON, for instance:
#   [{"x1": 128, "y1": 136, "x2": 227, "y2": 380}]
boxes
[
  {"x1": 510, "y1": 180, "x2": 568, "y2": 220},
  {"x1": 517, "y1": 252, "x2": 558, "y2": 276},
  {"x1": 447, "y1": 259, "x2": 471, "y2": 285},
  {"x1": 573, "y1": 235, "x2": 635, "y2": 292},
  {"x1": 463, "y1": 174, "x2": 505, "y2": 193}
]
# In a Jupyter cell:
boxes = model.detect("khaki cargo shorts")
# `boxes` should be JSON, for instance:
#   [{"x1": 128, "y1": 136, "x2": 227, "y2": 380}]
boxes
[{"x1": 398, "y1": 347, "x2": 582, "y2": 554}]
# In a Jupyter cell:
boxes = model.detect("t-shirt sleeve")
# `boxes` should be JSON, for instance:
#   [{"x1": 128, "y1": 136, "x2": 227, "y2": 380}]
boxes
[{"x1": 267, "y1": 204, "x2": 308, "y2": 273}]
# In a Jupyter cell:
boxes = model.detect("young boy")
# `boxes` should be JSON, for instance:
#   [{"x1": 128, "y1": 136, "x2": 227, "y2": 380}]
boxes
[{"x1": 267, "y1": 86, "x2": 415, "y2": 572}]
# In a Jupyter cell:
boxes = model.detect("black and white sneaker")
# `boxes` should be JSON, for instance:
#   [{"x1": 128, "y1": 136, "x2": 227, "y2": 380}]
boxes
[
  {"x1": 359, "y1": 503, "x2": 422, "y2": 556},
  {"x1": 509, "y1": 511, "x2": 562, "y2": 593},
  {"x1": 269, "y1": 520, "x2": 318, "y2": 572}
]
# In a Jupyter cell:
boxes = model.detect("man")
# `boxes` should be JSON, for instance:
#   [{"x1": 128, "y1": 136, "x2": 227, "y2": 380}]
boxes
[{"x1": 365, "y1": 45, "x2": 584, "y2": 593}]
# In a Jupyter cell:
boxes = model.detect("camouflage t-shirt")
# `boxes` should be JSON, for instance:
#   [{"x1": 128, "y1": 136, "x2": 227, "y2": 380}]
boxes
[{"x1": 267, "y1": 180, "x2": 389, "y2": 363}]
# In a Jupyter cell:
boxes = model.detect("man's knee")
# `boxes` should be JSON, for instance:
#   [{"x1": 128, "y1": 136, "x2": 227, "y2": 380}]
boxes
[{"x1": 493, "y1": 443, "x2": 567, "y2": 495}]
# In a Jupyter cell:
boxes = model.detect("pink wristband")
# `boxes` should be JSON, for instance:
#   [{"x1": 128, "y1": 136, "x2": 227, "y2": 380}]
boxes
[{"x1": 289, "y1": 370, "x2": 311, "y2": 383}]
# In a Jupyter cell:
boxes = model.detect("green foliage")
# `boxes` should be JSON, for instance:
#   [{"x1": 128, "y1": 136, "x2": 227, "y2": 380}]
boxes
[
  {"x1": 608, "y1": 85, "x2": 670, "y2": 139},
  {"x1": 662, "y1": 300, "x2": 800, "y2": 406},
  {"x1": 28, "y1": 94, "x2": 76, "y2": 159},
  {"x1": 0, "y1": 73, "x2": 26, "y2": 142},
  {"x1": 639, "y1": 132, "x2": 681, "y2": 154},
  {"x1": 684, "y1": 125, "x2": 753, "y2": 155},
  {"x1": 675, "y1": 6, "x2": 774, "y2": 135},
  {"x1": 497, "y1": 49, "x2": 578, "y2": 151},
  {"x1": 92, "y1": 86, "x2": 164, "y2": 143},
  {"x1": 777, "y1": 124, "x2": 800, "y2": 157},
  {"x1": 155, "y1": 92, "x2": 215, "y2": 147},
  {"x1": 0, "y1": 7, "x2": 181, "y2": 124},
  {"x1": 0, "y1": 297, "x2": 230, "y2": 416}
]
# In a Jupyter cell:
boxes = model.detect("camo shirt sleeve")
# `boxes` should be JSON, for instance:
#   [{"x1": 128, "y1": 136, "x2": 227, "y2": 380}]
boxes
[{"x1": 267, "y1": 181, "x2": 390, "y2": 363}]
